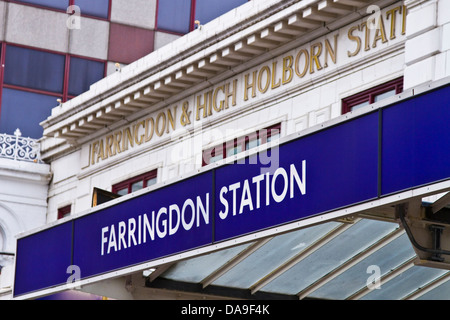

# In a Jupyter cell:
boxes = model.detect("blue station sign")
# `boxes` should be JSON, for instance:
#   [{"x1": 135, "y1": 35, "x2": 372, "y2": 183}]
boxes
[{"x1": 13, "y1": 82, "x2": 450, "y2": 297}]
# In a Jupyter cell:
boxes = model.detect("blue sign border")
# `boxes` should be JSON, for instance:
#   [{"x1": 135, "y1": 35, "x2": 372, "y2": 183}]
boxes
[
  {"x1": 14, "y1": 222, "x2": 73, "y2": 296},
  {"x1": 381, "y1": 85, "x2": 450, "y2": 195}
]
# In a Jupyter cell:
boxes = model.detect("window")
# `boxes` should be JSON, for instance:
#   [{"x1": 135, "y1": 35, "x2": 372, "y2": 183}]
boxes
[
  {"x1": 68, "y1": 57, "x2": 105, "y2": 97},
  {"x1": 4, "y1": 45, "x2": 65, "y2": 93},
  {"x1": 0, "y1": 88, "x2": 59, "y2": 138},
  {"x1": 74, "y1": 0, "x2": 110, "y2": 19},
  {"x1": 112, "y1": 170, "x2": 158, "y2": 196},
  {"x1": 156, "y1": 0, "x2": 193, "y2": 34},
  {"x1": 203, "y1": 123, "x2": 281, "y2": 166},
  {"x1": 156, "y1": 0, "x2": 248, "y2": 34},
  {"x1": 0, "y1": 43, "x2": 106, "y2": 138},
  {"x1": 57, "y1": 205, "x2": 71, "y2": 219},
  {"x1": 4, "y1": 45, "x2": 105, "y2": 98},
  {"x1": 195, "y1": 0, "x2": 248, "y2": 26},
  {"x1": 342, "y1": 77, "x2": 403, "y2": 114}
]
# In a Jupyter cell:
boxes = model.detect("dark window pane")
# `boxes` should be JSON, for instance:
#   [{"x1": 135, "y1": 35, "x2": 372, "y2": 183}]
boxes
[
  {"x1": 116, "y1": 188, "x2": 128, "y2": 196},
  {"x1": 4, "y1": 45, "x2": 65, "y2": 93},
  {"x1": 351, "y1": 101, "x2": 370, "y2": 112},
  {"x1": 131, "y1": 181, "x2": 143, "y2": 193},
  {"x1": 157, "y1": 0, "x2": 192, "y2": 34},
  {"x1": 195, "y1": 0, "x2": 247, "y2": 25},
  {"x1": 0, "y1": 88, "x2": 59, "y2": 139},
  {"x1": 145, "y1": 177, "x2": 157, "y2": 187},
  {"x1": 68, "y1": 57, "x2": 105, "y2": 96},
  {"x1": 374, "y1": 89, "x2": 396, "y2": 102},
  {"x1": 15, "y1": 0, "x2": 69, "y2": 10},
  {"x1": 74, "y1": 0, "x2": 110, "y2": 19}
]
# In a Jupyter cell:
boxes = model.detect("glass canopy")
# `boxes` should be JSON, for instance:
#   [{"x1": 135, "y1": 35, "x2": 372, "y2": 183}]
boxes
[{"x1": 151, "y1": 217, "x2": 450, "y2": 300}]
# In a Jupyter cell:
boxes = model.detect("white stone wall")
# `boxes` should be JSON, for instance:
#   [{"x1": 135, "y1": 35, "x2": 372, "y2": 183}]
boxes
[
  {"x1": 0, "y1": 159, "x2": 50, "y2": 294},
  {"x1": 404, "y1": 0, "x2": 450, "y2": 89}
]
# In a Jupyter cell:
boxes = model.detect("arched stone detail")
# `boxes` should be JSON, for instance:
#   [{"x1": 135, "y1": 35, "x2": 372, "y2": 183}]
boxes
[{"x1": 0, "y1": 202, "x2": 24, "y2": 258}]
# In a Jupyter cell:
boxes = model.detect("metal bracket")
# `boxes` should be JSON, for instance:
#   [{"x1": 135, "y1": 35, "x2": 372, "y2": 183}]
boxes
[
  {"x1": 429, "y1": 224, "x2": 446, "y2": 262},
  {"x1": 397, "y1": 204, "x2": 450, "y2": 260}
]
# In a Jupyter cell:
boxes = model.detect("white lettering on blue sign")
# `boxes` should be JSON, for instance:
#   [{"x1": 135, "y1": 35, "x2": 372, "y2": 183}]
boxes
[
  {"x1": 100, "y1": 161, "x2": 306, "y2": 256},
  {"x1": 101, "y1": 194, "x2": 209, "y2": 255},
  {"x1": 218, "y1": 161, "x2": 306, "y2": 220}
]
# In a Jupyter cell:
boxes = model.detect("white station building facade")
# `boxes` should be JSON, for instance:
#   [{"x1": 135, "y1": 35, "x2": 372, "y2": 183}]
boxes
[{"x1": 8, "y1": 0, "x2": 450, "y2": 300}]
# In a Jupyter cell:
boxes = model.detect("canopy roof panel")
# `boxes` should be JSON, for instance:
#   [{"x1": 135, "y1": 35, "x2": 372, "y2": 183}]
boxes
[{"x1": 146, "y1": 217, "x2": 450, "y2": 300}]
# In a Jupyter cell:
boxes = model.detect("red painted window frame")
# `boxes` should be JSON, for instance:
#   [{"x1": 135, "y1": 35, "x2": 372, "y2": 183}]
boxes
[
  {"x1": 57, "y1": 205, "x2": 71, "y2": 219},
  {"x1": 202, "y1": 123, "x2": 281, "y2": 166},
  {"x1": 112, "y1": 170, "x2": 158, "y2": 195},
  {"x1": 342, "y1": 77, "x2": 404, "y2": 114}
]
